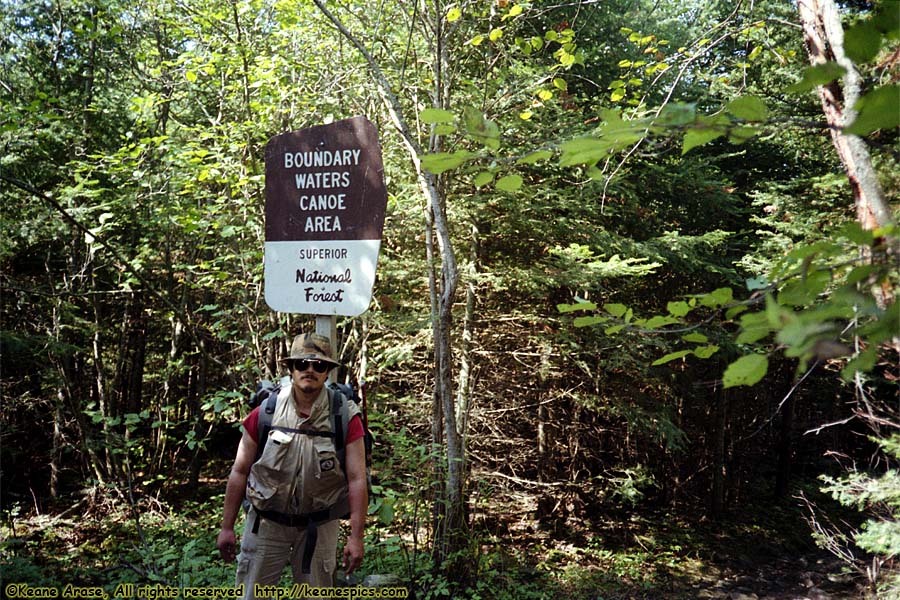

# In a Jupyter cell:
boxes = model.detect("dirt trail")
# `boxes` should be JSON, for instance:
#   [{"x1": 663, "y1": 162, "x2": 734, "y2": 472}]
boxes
[{"x1": 689, "y1": 552, "x2": 863, "y2": 600}]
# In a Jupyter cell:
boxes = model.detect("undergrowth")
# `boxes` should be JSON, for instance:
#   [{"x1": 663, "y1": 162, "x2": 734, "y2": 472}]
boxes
[{"x1": 0, "y1": 475, "x2": 866, "y2": 599}]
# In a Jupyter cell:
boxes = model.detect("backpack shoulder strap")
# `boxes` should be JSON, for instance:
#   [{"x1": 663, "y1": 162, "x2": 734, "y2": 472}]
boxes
[
  {"x1": 328, "y1": 383, "x2": 356, "y2": 474},
  {"x1": 255, "y1": 384, "x2": 280, "y2": 462},
  {"x1": 330, "y1": 385, "x2": 345, "y2": 453}
]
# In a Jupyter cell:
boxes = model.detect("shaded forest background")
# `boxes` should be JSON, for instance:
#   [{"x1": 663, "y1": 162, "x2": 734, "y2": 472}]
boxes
[{"x1": 1, "y1": 0, "x2": 898, "y2": 598}]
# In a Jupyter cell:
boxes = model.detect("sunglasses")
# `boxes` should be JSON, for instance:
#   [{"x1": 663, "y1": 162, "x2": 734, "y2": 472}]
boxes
[{"x1": 290, "y1": 359, "x2": 330, "y2": 374}]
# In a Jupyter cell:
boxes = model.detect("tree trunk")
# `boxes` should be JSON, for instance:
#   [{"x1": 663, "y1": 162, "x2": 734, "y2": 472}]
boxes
[
  {"x1": 310, "y1": 0, "x2": 469, "y2": 576},
  {"x1": 91, "y1": 269, "x2": 117, "y2": 481},
  {"x1": 455, "y1": 224, "x2": 478, "y2": 482},
  {"x1": 538, "y1": 343, "x2": 552, "y2": 482},
  {"x1": 797, "y1": 0, "x2": 893, "y2": 231},
  {"x1": 710, "y1": 384, "x2": 727, "y2": 518},
  {"x1": 775, "y1": 393, "x2": 795, "y2": 498},
  {"x1": 50, "y1": 389, "x2": 63, "y2": 499}
]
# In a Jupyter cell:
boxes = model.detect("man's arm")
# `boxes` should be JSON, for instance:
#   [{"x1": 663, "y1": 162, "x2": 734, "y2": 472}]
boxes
[
  {"x1": 342, "y1": 435, "x2": 367, "y2": 575},
  {"x1": 216, "y1": 431, "x2": 257, "y2": 562}
]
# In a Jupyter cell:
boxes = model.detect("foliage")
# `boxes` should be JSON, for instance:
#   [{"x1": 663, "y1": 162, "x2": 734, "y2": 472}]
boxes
[
  {"x1": 1, "y1": 0, "x2": 897, "y2": 595},
  {"x1": 559, "y1": 221, "x2": 898, "y2": 387},
  {"x1": 0, "y1": 495, "x2": 229, "y2": 588},
  {"x1": 818, "y1": 434, "x2": 900, "y2": 593}
]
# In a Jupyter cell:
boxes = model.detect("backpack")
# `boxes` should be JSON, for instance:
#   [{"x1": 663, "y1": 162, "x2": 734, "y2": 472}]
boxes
[{"x1": 248, "y1": 377, "x2": 374, "y2": 484}]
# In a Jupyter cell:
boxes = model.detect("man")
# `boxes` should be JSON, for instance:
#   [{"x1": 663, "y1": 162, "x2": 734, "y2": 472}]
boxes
[{"x1": 217, "y1": 333, "x2": 367, "y2": 596}]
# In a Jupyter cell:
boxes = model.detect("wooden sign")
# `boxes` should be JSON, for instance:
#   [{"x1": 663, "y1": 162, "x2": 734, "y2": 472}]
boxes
[{"x1": 264, "y1": 116, "x2": 387, "y2": 315}]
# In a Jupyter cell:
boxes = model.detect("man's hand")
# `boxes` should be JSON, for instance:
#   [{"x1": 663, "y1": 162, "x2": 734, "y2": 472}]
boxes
[
  {"x1": 217, "y1": 528, "x2": 237, "y2": 562},
  {"x1": 342, "y1": 535, "x2": 364, "y2": 575}
]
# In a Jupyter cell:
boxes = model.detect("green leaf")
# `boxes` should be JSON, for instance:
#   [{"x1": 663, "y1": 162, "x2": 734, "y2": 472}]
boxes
[
  {"x1": 841, "y1": 346, "x2": 878, "y2": 380},
  {"x1": 557, "y1": 301, "x2": 597, "y2": 313},
  {"x1": 727, "y1": 96, "x2": 768, "y2": 122},
  {"x1": 559, "y1": 136, "x2": 615, "y2": 166},
  {"x1": 682, "y1": 332, "x2": 708, "y2": 343},
  {"x1": 421, "y1": 151, "x2": 474, "y2": 174},
  {"x1": 783, "y1": 240, "x2": 834, "y2": 263},
  {"x1": 434, "y1": 124, "x2": 457, "y2": 136},
  {"x1": 658, "y1": 103, "x2": 696, "y2": 127},
  {"x1": 559, "y1": 51, "x2": 576, "y2": 68},
  {"x1": 874, "y1": 2, "x2": 900, "y2": 34},
  {"x1": 574, "y1": 315, "x2": 608, "y2": 327},
  {"x1": 700, "y1": 287, "x2": 733, "y2": 308},
  {"x1": 667, "y1": 301, "x2": 691, "y2": 317},
  {"x1": 844, "y1": 265, "x2": 878, "y2": 286},
  {"x1": 729, "y1": 125, "x2": 758, "y2": 145},
  {"x1": 378, "y1": 497, "x2": 395, "y2": 525},
  {"x1": 604, "y1": 303, "x2": 628, "y2": 318},
  {"x1": 473, "y1": 171, "x2": 494, "y2": 187},
  {"x1": 644, "y1": 315, "x2": 680, "y2": 328},
  {"x1": 844, "y1": 21, "x2": 882, "y2": 63},
  {"x1": 597, "y1": 108, "x2": 645, "y2": 146},
  {"x1": 777, "y1": 271, "x2": 829, "y2": 307},
  {"x1": 723, "y1": 354, "x2": 769, "y2": 388},
  {"x1": 490, "y1": 27, "x2": 504, "y2": 42},
  {"x1": 552, "y1": 78, "x2": 568, "y2": 91},
  {"x1": 845, "y1": 85, "x2": 900, "y2": 136},
  {"x1": 420, "y1": 108, "x2": 456, "y2": 124},
  {"x1": 735, "y1": 311, "x2": 771, "y2": 344},
  {"x1": 725, "y1": 305, "x2": 748, "y2": 320},
  {"x1": 446, "y1": 7, "x2": 461, "y2": 22},
  {"x1": 463, "y1": 107, "x2": 500, "y2": 149},
  {"x1": 837, "y1": 221, "x2": 875, "y2": 246},
  {"x1": 517, "y1": 150, "x2": 552, "y2": 164},
  {"x1": 652, "y1": 350, "x2": 692, "y2": 366},
  {"x1": 682, "y1": 115, "x2": 728, "y2": 154},
  {"x1": 496, "y1": 174, "x2": 523, "y2": 192},
  {"x1": 693, "y1": 345, "x2": 720, "y2": 359},
  {"x1": 605, "y1": 324, "x2": 625, "y2": 335},
  {"x1": 786, "y1": 62, "x2": 846, "y2": 93},
  {"x1": 777, "y1": 320, "x2": 835, "y2": 356},
  {"x1": 861, "y1": 299, "x2": 899, "y2": 344}
]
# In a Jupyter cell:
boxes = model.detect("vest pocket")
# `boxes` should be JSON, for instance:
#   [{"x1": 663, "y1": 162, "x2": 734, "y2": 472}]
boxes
[
  {"x1": 313, "y1": 438, "x2": 343, "y2": 483},
  {"x1": 246, "y1": 431, "x2": 293, "y2": 509}
]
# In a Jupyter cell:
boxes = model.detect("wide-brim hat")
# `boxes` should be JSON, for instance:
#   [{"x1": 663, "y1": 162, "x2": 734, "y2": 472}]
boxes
[{"x1": 279, "y1": 333, "x2": 342, "y2": 368}]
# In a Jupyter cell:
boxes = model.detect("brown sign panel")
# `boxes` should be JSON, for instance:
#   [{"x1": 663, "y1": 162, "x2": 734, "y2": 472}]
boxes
[
  {"x1": 265, "y1": 116, "x2": 387, "y2": 242},
  {"x1": 263, "y1": 116, "x2": 388, "y2": 316}
]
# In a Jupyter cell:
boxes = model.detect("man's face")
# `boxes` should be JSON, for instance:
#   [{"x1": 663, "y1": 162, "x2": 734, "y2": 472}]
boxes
[{"x1": 290, "y1": 359, "x2": 331, "y2": 395}]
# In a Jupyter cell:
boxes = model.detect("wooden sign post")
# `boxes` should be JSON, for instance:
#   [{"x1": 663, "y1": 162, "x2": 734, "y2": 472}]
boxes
[{"x1": 264, "y1": 116, "x2": 388, "y2": 360}]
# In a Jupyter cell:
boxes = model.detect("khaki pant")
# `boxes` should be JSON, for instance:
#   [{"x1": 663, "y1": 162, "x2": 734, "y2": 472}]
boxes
[{"x1": 236, "y1": 507, "x2": 339, "y2": 599}]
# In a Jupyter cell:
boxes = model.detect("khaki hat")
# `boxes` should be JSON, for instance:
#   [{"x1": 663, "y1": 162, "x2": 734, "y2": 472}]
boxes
[{"x1": 280, "y1": 333, "x2": 342, "y2": 368}]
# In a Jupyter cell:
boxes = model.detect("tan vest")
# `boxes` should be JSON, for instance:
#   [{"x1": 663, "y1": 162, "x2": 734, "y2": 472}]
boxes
[{"x1": 245, "y1": 385, "x2": 360, "y2": 515}]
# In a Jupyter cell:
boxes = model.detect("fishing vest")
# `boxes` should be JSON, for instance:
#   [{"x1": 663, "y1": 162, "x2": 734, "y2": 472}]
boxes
[{"x1": 245, "y1": 384, "x2": 361, "y2": 517}]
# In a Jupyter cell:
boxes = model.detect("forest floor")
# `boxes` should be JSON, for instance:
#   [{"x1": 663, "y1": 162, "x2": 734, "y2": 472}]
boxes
[
  {"x1": 0, "y1": 475, "x2": 872, "y2": 599},
  {"x1": 467, "y1": 482, "x2": 869, "y2": 600}
]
